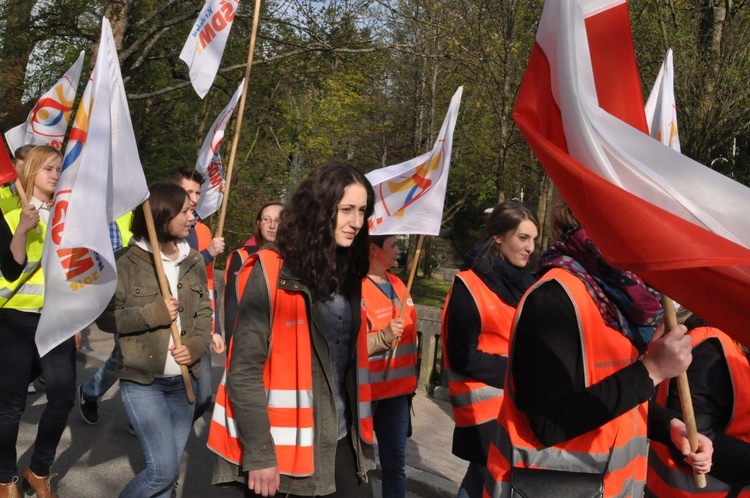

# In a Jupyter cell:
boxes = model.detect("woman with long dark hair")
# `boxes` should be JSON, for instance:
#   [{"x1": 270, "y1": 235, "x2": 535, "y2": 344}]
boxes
[
  {"x1": 441, "y1": 200, "x2": 539, "y2": 498},
  {"x1": 97, "y1": 182, "x2": 212, "y2": 498},
  {"x1": 212, "y1": 162, "x2": 376, "y2": 497}
]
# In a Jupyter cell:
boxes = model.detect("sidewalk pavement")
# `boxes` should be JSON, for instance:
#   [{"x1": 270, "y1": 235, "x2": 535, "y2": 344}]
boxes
[{"x1": 19, "y1": 325, "x2": 463, "y2": 497}]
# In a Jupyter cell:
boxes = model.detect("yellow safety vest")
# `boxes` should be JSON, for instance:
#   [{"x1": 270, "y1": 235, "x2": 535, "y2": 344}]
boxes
[{"x1": 0, "y1": 196, "x2": 46, "y2": 311}]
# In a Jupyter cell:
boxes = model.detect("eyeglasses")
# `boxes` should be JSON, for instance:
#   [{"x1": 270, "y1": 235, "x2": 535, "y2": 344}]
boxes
[{"x1": 260, "y1": 217, "x2": 281, "y2": 226}]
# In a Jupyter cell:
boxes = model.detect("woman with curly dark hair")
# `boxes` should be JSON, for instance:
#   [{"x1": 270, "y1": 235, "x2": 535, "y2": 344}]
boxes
[{"x1": 212, "y1": 162, "x2": 376, "y2": 498}]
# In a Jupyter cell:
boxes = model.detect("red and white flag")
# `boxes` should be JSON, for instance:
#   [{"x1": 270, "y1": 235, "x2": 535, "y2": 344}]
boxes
[
  {"x1": 0, "y1": 141, "x2": 16, "y2": 184},
  {"x1": 195, "y1": 79, "x2": 243, "y2": 220},
  {"x1": 180, "y1": 0, "x2": 239, "y2": 99},
  {"x1": 645, "y1": 49, "x2": 680, "y2": 152},
  {"x1": 5, "y1": 52, "x2": 85, "y2": 153},
  {"x1": 36, "y1": 19, "x2": 149, "y2": 356},
  {"x1": 515, "y1": 0, "x2": 750, "y2": 346},
  {"x1": 366, "y1": 87, "x2": 462, "y2": 236}
]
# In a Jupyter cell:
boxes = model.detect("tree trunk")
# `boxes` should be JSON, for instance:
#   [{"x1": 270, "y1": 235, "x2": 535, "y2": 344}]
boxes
[{"x1": 0, "y1": 0, "x2": 36, "y2": 135}]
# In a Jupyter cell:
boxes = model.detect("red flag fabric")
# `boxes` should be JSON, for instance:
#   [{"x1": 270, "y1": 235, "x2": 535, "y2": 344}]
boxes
[
  {"x1": 0, "y1": 141, "x2": 16, "y2": 184},
  {"x1": 515, "y1": 0, "x2": 750, "y2": 347}
]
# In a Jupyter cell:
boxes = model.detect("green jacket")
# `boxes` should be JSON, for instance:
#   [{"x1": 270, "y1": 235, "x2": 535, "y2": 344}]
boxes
[
  {"x1": 96, "y1": 245, "x2": 212, "y2": 384},
  {"x1": 212, "y1": 248, "x2": 375, "y2": 495}
]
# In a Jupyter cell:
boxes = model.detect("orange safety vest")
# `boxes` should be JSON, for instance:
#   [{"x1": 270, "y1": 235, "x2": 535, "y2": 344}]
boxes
[
  {"x1": 646, "y1": 326, "x2": 750, "y2": 497},
  {"x1": 362, "y1": 274, "x2": 418, "y2": 400},
  {"x1": 194, "y1": 221, "x2": 217, "y2": 333},
  {"x1": 208, "y1": 249, "x2": 373, "y2": 476},
  {"x1": 485, "y1": 268, "x2": 648, "y2": 498},
  {"x1": 441, "y1": 270, "x2": 516, "y2": 428}
]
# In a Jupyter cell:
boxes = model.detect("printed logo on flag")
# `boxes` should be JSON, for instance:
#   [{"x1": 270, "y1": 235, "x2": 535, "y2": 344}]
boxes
[
  {"x1": 369, "y1": 148, "x2": 444, "y2": 231},
  {"x1": 50, "y1": 189, "x2": 104, "y2": 291},
  {"x1": 28, "y1": 79, "x2": 78, "y2": 150},
  {"x1": 189, "y1": 0, "x2": 237, "y2": 54},
  {"x1": 61, "y1": 79, "x2": 92, "y2": 173}
]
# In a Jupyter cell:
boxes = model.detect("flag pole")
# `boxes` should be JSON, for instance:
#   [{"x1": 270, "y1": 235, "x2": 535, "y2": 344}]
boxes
[
  {"x1": 383, "y1": 234, "x2": 425, "y2": 380},
  {"x1": 142, "y1": 199, "x2": 196, "y2": 403},
  {"x1": 660, "y1": 295, "x2": 706, "y2": 488},
  {"x1": 215, "y1": 0, "x2": 262, "y2": 238}
]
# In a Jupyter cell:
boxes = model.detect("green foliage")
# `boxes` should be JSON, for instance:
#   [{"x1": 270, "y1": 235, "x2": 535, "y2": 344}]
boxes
[{"x1": 2, "y1": 0, "x2": 750, "y2": 271}]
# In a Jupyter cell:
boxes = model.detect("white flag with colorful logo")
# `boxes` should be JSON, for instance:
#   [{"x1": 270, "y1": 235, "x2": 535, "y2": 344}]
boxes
[
  {"x1": 36, "y1": 18, "x2": 149, "y2": 356},
  {"x1": 180, "y1": 0, "x2": 239, "y2": 99},
  {"x1": 366, "y1": 87, "x2": 462, "y2": 236},
  {"x1": 195, "y1": 79, "x2": 243, "y2": 220},
  {"x1": 5, "y1": 51, "x2": 85, "y2": 152},
  {"x1": 645, "y1": 49, "x2": 680, "y2": 152}
]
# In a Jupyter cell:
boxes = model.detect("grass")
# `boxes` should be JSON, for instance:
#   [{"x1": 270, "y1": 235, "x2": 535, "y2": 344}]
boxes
[{"x1": 391, "y1": 268, "x2": 452, "y2": 308}]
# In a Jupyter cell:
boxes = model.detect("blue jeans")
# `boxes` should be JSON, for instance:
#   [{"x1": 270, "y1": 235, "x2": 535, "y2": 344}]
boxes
[
  {"x1": 373, "y1": 395, "x2": 410, "y2": 498},
  {"x1": 193, "y1": 349, "x2": 212, "y2": 422},
  {"x1": 119, "y1": 376, "x2": 195, "y2": 498},
  {"x1": 81, "y1": 337, "x2": 118, "y2": 400},
  {"x1": 457, "y1": 462, "x2": 489, "y2": 498}
]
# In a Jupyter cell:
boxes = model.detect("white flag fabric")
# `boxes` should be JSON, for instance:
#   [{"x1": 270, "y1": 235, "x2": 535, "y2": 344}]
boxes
[
  {"x1": 180, "y1": 0, "x2": 239, "y2": 99},
  {"x1": 5, "y1": 51, "x2": 85, "y2": 153},
  {"x1": 195, "y1": 79, "x2": 243, "y2": 220},
  {"x1": 36, "y1": 18, "x2": 149, "y2": 356},
  {"x1": 512, "y1": 0, "x2": 750, "y2": 347},
  {"x1": 366, "y1": 87, "x2": 462, "y2": 236},
  {"x1": 644, "y1": 49, "x2": 680, "y2": 152}
]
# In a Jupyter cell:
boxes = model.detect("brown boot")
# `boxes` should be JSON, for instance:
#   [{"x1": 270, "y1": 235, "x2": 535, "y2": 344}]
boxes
[
  {"x1": 21, "y1": 469, "x2": 58, "y2": 498},
  {"x1": 0, "y1": 477, "x2": 20, "y2": 498}
]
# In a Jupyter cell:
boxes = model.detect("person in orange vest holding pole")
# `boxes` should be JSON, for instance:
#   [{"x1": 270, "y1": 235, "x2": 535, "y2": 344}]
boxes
[
  {"x1": 646, "y1": 312, "x2": 750, "y2": 496},
  {"x1": 210, "y1": 162, "x2": 376, "y2": 497},
  {"x1": 441, "y1": 200, "x2": 539, "y2": 498},
  {"x1": 484, "y1": 201, "x2": 713, "y2": 498},
  {"x1": 363, "y1": 234, "x2": 417, "y2": 498}
]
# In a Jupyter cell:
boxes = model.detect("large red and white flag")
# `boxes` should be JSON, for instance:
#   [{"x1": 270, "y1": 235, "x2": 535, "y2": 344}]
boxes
[
  {"x1": 645, "y1": 49, "x2": 680, "y2": 152},
  {"x1": 366, "y1": 87, "x2": 462, "y2": 236},
  {"x1": 36, "y1": 19, "x2": 149, "y2": 356},
  {"x1": 5, "y1": 52, "x2": 85, "y2": 153},
  {"x1": 515, "y1": 0, "x2": 750, "y2": 346},
  {"x1": 180, "y1": 0, "x2": 239, "y2": 99},
  {"x1": 195, "y1": 79, "x2": 243, "y2": 220}
]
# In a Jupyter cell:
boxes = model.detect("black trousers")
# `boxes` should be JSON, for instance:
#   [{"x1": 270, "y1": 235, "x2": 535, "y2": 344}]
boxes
[
  {"x1": 0, "y1": 309, "x2": 76, "y2": 482},
  {"x1": 245, "y1": 434, "x2": 374, "y2": 498}
]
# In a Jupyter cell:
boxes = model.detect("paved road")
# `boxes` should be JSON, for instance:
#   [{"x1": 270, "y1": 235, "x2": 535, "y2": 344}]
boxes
[{"x1": 16, "y1": 335, "x2": 438, "y2": 497}]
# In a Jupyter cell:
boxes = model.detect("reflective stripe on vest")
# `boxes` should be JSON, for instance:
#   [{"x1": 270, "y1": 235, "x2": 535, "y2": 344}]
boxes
[
  {"x1": 646, "y1": 327, "x2": 750, "y2": 497},
  {"x1": 0, "y1": 199, "x2": 45, "y2": 311},
  {"x1": 485, "y1": 268, "x2": 647, "y2": 498},
  {"x1": 362, "y1": 274, "x2": 418, "y2": 400},
  {"x1": 441, "y1": 270, "x2": 515, "y2": 427},
  {"x1": 208, "y1": 249, "x2": 373, "y2": 477}
]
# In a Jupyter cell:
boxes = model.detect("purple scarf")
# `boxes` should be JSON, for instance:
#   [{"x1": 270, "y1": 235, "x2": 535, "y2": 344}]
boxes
[{"x1": 538, "y1": 228, "x2": 662, "y2": 351}]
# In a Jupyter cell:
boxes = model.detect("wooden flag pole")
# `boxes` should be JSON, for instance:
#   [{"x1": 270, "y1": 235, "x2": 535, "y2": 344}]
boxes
[
  {"x1": 383, "y1": 234, "x2": 425, "y2": 380},
  {"x1": 215, "y1": 0, "x2": 263, "y2": 238},
  {"x1": 660, "y1": 295, "x2": 706, "y2": 488},
  {"x1": 142, "y1": 199, "x2": 195, "y2": 403},
  {"x1": 14, "y1": 179, "x2": 42, "y2": 235}
]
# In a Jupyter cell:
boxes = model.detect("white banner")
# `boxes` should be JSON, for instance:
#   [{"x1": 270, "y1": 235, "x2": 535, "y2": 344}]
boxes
[
  {"x1": 5, "y1": 52, "x2": 85, "y2": 152},
  {"x1": 179, "y1": 0, "x2": 239, "y2": 99},
  {"x1": 366, "y1": 87, "x2": 462, "y2": 236},
  {"x1": 645, "y1": 49, "x2": 680, "y2": 152},
  {"x1": 36, "y1": 19, "x2": 149, "y2": 356},
  {"x1": 195, "y1": 79, "x2": 244, "y2": 219}
]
